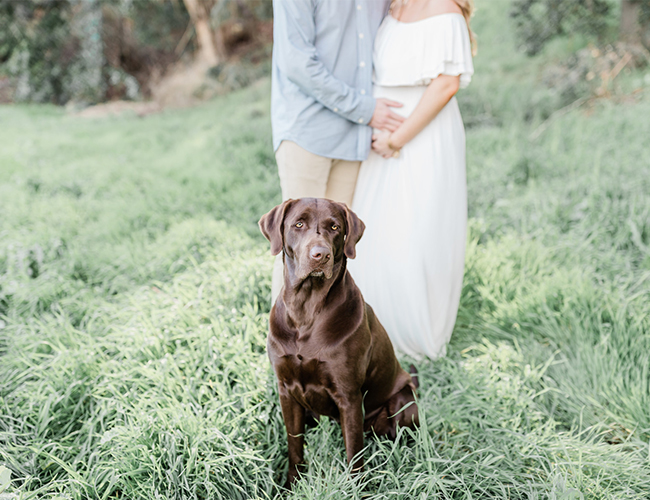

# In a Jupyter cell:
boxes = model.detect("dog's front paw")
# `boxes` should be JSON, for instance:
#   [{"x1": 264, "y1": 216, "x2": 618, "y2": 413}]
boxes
[{"x1": 283, "y1": 463, "x2": 306, "y2": 491}]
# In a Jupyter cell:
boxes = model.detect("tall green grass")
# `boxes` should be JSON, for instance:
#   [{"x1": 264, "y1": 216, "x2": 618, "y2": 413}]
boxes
[{"x1": 1, "y1": 0, "x2": 649, "y2": 498}]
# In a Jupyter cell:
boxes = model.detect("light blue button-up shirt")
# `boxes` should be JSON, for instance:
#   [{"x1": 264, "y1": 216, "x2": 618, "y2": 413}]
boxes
[{"x1": 271, "y1": 0, "x2": 391, "y2": 161}]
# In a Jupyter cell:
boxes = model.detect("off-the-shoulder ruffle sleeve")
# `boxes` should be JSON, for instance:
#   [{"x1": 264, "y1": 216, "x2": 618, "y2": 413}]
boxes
[{"x1": 373, "y1": 14, "x2": 474, "y2": 88}]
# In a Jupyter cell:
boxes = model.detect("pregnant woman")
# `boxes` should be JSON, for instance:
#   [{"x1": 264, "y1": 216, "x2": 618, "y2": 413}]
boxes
[{"x1": 349, "y1": 0, "x2": 476, "y2": 359}]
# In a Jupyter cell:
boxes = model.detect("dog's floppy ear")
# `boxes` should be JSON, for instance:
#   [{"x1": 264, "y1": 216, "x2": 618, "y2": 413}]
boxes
[
  {"x1": 259, "y1": 200, "x2": 294, "y2": 255},
  {"x1": 340, "y1": 203, "x2": 365, "y2": 259}
]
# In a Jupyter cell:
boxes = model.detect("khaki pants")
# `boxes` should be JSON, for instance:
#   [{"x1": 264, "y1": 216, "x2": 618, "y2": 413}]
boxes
[{"x1": 271, "y1": 140, "x2": 361, "y2": 302}]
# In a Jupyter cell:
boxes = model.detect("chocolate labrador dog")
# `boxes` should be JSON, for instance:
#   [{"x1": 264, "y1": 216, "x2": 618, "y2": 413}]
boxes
[{"x1": 259, "y1": 198, "x2": 419, "y2": 489}]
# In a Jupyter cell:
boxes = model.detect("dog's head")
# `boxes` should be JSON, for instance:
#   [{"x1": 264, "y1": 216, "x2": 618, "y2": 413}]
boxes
[{"x1": 259, "y1": 198, "x2": 365, "y2": 281}]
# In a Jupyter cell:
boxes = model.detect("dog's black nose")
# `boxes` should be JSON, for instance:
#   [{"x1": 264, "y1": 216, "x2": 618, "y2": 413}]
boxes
[{"x1": 309, "y1": 246, "x2": 331, "y2": 262}]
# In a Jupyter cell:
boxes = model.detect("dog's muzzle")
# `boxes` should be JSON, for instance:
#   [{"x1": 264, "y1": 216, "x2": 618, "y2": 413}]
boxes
[{"x1": 298, "y1": 244, "x2": 333, "y2": 280}]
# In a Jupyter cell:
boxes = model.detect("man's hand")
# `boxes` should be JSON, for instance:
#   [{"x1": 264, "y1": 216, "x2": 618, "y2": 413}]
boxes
[{"x1": 368, "y1": 98, "x2": 405, "y2": 132}]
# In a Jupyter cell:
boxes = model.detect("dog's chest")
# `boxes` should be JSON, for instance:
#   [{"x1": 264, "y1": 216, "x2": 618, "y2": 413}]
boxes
[{"x1": 273, "y1": 340, "x2": 341, "y2": 417}]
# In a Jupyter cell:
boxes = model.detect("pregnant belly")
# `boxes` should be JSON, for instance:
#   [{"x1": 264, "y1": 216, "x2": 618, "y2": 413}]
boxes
[
  {"x1": 373, "y1": 85, "x2": 428, "y2": 118},
  {"x1": 372, "y1": 84, "x2": 463, "y2": 137}
]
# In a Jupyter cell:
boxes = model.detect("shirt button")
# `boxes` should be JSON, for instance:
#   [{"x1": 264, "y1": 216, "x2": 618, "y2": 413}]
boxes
[
  {"x1": 333, "y1": 107, "x2": 339, "y2": 112},
  {"x1": 357, "y1": 5, "x2": 361, "y2": 10},
  {"x1": 360, "y1": 89, "x2": 366, "y2": 95},
  {"x1": 359, "y1": 33, "x2": 364, "y2": 39},
  {"x1": 358, "y1": 118, "x2": 364, "y2": 123},
  {"x1": 359, "y1": 61, "x2": 366, "y2": 68}
]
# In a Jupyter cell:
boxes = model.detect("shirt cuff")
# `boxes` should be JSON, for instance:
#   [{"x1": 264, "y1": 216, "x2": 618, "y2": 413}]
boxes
[{"x1": 355, "y1": 95, "x2": 376, "y2": 125}]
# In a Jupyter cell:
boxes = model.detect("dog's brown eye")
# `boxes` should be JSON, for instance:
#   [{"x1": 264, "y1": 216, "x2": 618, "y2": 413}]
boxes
[
  {"x1": 331, "y1": 225, "x2": 339, "y2": 231},
  {"x1": 295, "y1": 222, "x2": 303, "y2": 228}
]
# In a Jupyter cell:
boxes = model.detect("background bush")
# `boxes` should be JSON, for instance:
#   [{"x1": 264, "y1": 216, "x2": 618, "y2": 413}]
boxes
[
  {"x1": 0, "y1": 0, "x2": 272, "y2": 105},
  {"x1": 510, "y1": 0, "x2": 617, "y2": 56}
]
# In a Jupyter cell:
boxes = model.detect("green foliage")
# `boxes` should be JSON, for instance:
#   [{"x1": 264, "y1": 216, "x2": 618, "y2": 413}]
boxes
[
  {"x1": 0, "y1": 0, "x2": 98, "y2": 104},
  {"x1": 631, "y1": 0, "x2": 650, "y2": 24},
  {"x1": 124, "y1": 0, "x2": 191, "y2": 52},
  {"x1": 511, "y1": 0, "x2": 616, "y2": 55},
  {"x1": 1, "y1": 0, "x2": 650, "y2": 498},
  {"x1": 211, "y1": 0, "x2": 273, "y2": 23},
  {"x1": 0, "y1": 0, "x2": 272, "y2": 104},
  {"x1": 0, "y1": 0, "x2": 189, "y2": 104}
]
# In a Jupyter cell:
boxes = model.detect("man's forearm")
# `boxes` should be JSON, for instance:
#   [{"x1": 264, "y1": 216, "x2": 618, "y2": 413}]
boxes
[{"x1": 283, "y1": 56, "x2": 375, "y2": 124}]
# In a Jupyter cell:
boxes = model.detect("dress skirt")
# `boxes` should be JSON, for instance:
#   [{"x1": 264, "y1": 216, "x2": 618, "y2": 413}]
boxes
[{"x1": 348, "y1": 84, "x2": 467, "y2": 359}]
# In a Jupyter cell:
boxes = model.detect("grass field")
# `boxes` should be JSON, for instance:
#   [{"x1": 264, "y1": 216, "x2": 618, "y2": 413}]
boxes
[{"x1": 1, "y1": 1, "x2": 650, "y2": 498}]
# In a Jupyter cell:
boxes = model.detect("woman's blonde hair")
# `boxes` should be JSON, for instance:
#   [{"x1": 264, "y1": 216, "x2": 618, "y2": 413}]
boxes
[{"x1": 453, "y1": 0, "x2": 477, "y2": 56}]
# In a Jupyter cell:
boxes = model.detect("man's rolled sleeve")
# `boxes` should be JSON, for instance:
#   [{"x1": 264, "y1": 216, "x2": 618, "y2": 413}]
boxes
[{"x1": 353, "y1": 94, "x2": 376, "y2": 125}]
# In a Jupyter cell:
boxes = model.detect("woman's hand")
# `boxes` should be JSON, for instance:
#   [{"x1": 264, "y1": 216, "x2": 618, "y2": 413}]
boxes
[{"x1": 372, "y1": 130, "x2": 399, "y2": 159}]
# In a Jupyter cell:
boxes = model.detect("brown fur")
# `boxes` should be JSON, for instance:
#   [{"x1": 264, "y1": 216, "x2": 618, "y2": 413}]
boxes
[{"x1": 259, "y1": 198, "x2": 419, "y2": 489}]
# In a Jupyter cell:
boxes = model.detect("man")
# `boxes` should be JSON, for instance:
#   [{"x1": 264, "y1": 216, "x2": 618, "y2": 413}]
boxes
[{"x1": 270, "y1": 0, "x2": 404, "y2": 300}]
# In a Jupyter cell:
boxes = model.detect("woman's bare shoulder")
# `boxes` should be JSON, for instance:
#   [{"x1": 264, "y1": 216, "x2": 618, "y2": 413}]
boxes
[{"x1": 422, "y1": 0, "x2": 463, "y2": 17}]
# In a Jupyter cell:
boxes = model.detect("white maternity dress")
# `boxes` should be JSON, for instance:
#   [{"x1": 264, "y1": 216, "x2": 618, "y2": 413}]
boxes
[{"x1": 348, "y1": 13, "x2": 474, "y2": 359}]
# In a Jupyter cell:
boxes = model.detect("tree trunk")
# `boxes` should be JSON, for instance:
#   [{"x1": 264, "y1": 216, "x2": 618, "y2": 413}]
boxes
[
  {"x1": 182, "y1": 0, "x2": 226, "y2": 65},
  {"x1": 620, "y1": 0, "x2": 650, "y2": 47},
  {"x1": 620, "y1": 0, "x2": 640, "y2": 41}
]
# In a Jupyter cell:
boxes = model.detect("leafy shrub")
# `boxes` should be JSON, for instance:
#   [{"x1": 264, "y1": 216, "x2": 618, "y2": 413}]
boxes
[
  {"x1": 0, "y1": 0, "x2": 189, "y2": 104},
  {"x1": 510, "y1": 0, "x2": 616, "y2": 56},
  {"x1": 0, "y1": 0, "x2": 102, "y2": 104},
  {"x1": 541, "y1": 41, "x2": 650, "y2": 107},
  {"x1": 0, "y1": 0, "x2": 273, "y2": 105}
]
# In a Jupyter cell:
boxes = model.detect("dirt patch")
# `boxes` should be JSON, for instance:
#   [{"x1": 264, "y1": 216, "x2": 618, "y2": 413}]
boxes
[
  {"x1": 72, "y1": 58, "x2": 221, "y2": 118},
  {"x1": 151, "y1": 59, "x2": 218, "y2": 109},
  {"x1": 74, "y1": 100, "x2": 162, "y2": 118},
  {"x1": 0, "y1": 77, "x2": 15, "y2": 104},
  {"x1": 73, "y1": 19, "x2": 273, "y2": 119}
]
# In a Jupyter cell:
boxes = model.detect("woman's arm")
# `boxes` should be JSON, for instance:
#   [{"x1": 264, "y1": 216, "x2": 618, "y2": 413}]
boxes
[{"x1": 372, "y1": 74, "x2": 461, "y2": 158}]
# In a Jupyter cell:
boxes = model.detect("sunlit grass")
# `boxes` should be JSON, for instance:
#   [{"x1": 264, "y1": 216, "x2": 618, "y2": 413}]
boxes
[{"x1": 2, "y1": 0, "x2": 650, "y2": 498}]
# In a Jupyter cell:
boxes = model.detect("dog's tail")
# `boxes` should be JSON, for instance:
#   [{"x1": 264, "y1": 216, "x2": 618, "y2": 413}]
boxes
[{"x1": 409, "y1": 364, "x2": 419, "y2": 390}]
